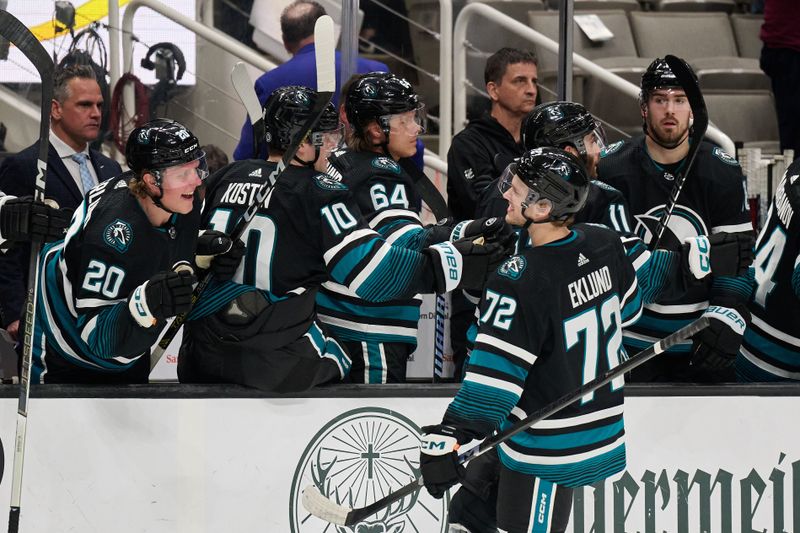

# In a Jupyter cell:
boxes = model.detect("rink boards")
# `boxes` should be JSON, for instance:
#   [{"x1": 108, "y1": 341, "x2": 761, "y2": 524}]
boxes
[{"x1": 0, "y1": 384, "x2": 796, "y2": 532}]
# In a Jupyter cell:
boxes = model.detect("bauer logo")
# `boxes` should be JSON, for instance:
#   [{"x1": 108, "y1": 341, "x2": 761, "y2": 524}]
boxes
[
  {"x1": 289, "y1": 407, "x2": 448, "y2": 533},
  {"x1": 103, "y1": 219, "x2": 133, "y2": 253}
]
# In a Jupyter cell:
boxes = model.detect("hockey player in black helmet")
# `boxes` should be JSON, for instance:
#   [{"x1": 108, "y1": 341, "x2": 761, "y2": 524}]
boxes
[
  {"x1": 598, "y1": 57, "x2": 755, "y2": 383},
  {"x1": 29, "y1": 118, "x2": 238, "y2": 383},
  {"x1": 178, "y1": 85, "x2": 510, "y2": 392},
  {"x1": 419, "y1": 147, "x2": 644, "y2": 533},
  {"x1": 319, "y1": 72, "x2": 514, "y2": 384}
]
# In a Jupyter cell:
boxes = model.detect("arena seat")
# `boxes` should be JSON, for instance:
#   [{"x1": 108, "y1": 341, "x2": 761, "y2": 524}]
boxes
[
  {"x1": 730, "y1": 13, "x2": 764, "y2": 59},
  {"x1": 629, "y1": 11, "x2": 767, "y2": 91},
  {"x1": 653, "y1": 0, "x2": 736, "y2": 12},
  {"x1": 545, "y1": 0, "x2": 641, "y2": 10},
  {"x1": 705, "y1": 90, "x2": 779, "y2": 150}
]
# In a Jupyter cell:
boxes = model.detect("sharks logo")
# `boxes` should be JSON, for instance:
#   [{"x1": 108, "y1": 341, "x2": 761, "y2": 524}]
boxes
[
  {"x1": 313, "y1": 174, "x2": 347, "y2": 191},
  {"x1": 103, "y1": 219, "x2": 133, "y2": 253},
  {"x1": 498, "y1": 255, "x2": 527, "y2": 280},
  {"x1": 633, "y1": 203, "x2": 708, "y2": 249},
  {"x1": 371, "y1": 157, "x2": 401, "y2": 174}
]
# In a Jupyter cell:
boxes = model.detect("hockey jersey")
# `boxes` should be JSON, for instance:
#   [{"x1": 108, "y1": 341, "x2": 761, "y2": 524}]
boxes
[
  {"x1": 317, "y1": 150, "x2": 430, "y2": 346},
  {"x1": 444, "y1": 224, "x2": 643, "y2": 487},
  {"x1": 738, "y1": 161, "x2": 800, "y2": 381},
  {"x1": 32, "y1": 175, "x2": 200, "y2": 381},
  {"x1": 598, "y1": 136, "x2": 753, "y2": 355},
  {"x1": 188, "y1": 159, "x2": 437, "y2": 324}
]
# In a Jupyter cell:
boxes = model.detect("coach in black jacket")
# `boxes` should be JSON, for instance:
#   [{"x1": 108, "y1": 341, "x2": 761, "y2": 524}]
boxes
[
  {"x1": 0, "y1": 64, "x2": 121, "y2": 341},
  {"x1": 446, "y1": 48, "x2": 538, "y2": 222}
]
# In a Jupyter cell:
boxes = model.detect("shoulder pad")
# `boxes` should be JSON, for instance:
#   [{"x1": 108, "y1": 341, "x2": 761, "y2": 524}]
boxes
[
  {"x1": 497, "y1": 255, "x2": 526, "y2": 280},
  {"x1": 591, "y1": 179, "x2": 618, "y2": 192},
  {"x1": 601, "y1": 140, "x2": 625, "y2": 157},
  {"x1": 371, "y1": 156, "x2": 401, "y2": 174},
  {"x1": 784, "y1": 171, "x2": 800, "y2": 211},
  {"x1": 712, "y1": 146, "x2": 740, "y2": 166},
  {"x1": 312, "y1": 173, "x2": 348, "y2": 191}
]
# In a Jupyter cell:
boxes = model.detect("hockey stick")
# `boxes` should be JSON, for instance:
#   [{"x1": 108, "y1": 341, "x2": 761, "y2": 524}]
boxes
[
  {"x1": 649, "y1": 54, "x2": 709, "y2": 251},
  {"x1": 149, "y1": 15, "x2": 336, "y2": 370},
  {"x1": 231, "y1": 62, "x2": 266, "y2": 159},
  {"x1": 302, "y1": 315, "x2": 710, "y2": 527},
  {"x1": 0, "y1": 9, "x2": 55, "y2": 533}
]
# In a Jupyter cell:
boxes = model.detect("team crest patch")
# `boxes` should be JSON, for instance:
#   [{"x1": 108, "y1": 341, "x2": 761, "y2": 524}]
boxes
[
  {"x1": 601, "y1": 140, "x2": 624, "y2": 157},
  {"x1": 103, "y1": 219, "x2": 133, "y2": 253},
  {"x1": 713, "y1": 147, "x2": 739, "y2": 166},
  {"x1": 371, "y1": 156, "x2": 401, "y2": 173},
  {"x1": 497, "y1": 255, "x2": 526, "y2": 280},
  {"x1": 312, "y1": 173, "x2": 347, "y2": 190}
]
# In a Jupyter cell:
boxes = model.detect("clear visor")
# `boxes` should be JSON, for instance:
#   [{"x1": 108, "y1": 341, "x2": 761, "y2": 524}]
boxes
[
  {"x1": 310, "y1": 124, "x2": 345, "y2": 150},
  {"x1": 498, "y1": 162, "x2": 542, "y2": 208},
  {"x1": 153, "y1": 155, "x2": 209, "y2": 189},
  {"x1": 382, "y1": 104, "x2": 427, "y2": 135}
]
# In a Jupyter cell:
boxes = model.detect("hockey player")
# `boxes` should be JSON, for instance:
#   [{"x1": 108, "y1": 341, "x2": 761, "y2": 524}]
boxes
[
  {"x1": 737, "y1": 160, "x2": 800, "y2": 381},
  {"x1": 319, "y1": 72, "x2": 514, "y2": 384},
  {"x1": 598, "y1": 58, "x2": 754, "y2": 383},
  {"x1": 178, "y1": 86, "x2": 509, "y2": 392},
  {"x1": 419, "y1": 148, "x2": 643, "y2": 533},
  {"x1": 0, "y1": 195, "x2": 70, "y2": 248},
  {"x1": 30, "y1": 119, "x2": 219, "y2": 383}
]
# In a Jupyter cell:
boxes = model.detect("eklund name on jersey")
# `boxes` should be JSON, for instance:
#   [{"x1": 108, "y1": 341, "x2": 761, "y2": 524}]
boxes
[{"x1": 568, "y1": 265, "x2": 612, "y2": 308}]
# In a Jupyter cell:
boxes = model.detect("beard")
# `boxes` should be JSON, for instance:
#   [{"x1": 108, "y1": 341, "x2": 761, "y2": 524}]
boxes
[{"x1": 646, "y1": 117, "x2": 689, "y2": 149}]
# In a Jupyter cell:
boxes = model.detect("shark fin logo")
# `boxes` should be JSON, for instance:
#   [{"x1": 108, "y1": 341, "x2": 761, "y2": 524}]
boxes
[
  {"x1": 634, "y1": 204, "x2": 708, "y2": 249},
  {"x1": 290, "y1": 407, "x2": 448, "y2": 532},
  {"x1": 103, "y1": 219, "x2": 133, "y2": 253}
]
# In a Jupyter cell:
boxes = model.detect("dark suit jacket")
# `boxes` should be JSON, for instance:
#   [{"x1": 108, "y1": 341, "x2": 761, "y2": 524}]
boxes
[{"x1": 0, "y1": 141, "x2": 122, "y2": 326}]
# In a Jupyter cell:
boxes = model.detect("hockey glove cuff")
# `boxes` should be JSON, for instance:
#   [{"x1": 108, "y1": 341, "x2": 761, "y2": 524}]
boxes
[
  {"x1": 690, "y1": 304, "x2": 750, "y2": 371},
  {"x1": 426, "y1": 238, "x2": 508, "y2": 293},
  {"x1": 419, "y1": 424, "x2": 470, "y2": 499},
  {"x1": 450, "y1": 217, "x2": 515, "y2": 251},
  {"x1": 682, "y1": 233, "x2": 755, "y2": 281}
]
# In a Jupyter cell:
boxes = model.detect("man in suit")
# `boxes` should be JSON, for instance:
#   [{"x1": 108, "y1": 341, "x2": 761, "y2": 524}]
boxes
[
  {"x1": 0, "y1": 64, "x2": 121, "y2": 342},
  {"x1": 233, "y1": 0, "x2": 389, "y2": 160}
]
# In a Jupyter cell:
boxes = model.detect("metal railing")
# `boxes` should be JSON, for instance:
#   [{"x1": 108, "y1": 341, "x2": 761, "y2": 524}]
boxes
[{"x1": 452, "y1": 2, "x2": 736, "y2": 155}]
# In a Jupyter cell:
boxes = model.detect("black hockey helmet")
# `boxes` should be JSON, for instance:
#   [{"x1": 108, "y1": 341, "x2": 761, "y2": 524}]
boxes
[
  {"x1": 126, "y1": 118, "x2": 205, "y2": 178},
  {"x1": 344, "y1": 72, "x2": 424, "y2": 138},
  {"x1": 263, "y1": 85, "x2": 339, "y2": 152},
  {"x1": 640, "y1": 57, "x2": 695, "y2": 104},
  {"x1": 522, "y1": 101, "x2": 602, "y2": 157},
  {"x1": 500, "y1": 147, "x2": 590, "y2": 222}
]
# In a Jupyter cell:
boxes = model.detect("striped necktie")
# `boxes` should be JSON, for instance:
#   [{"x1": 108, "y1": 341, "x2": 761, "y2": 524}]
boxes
[{"x1": 70, "y1": 152, "x2": 95, "y2": 194}]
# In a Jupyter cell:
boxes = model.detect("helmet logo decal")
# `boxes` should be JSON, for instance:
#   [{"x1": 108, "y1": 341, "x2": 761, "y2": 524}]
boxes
[
  {"x1": 137, "y1": 130, "x2": 150, "y2": 144},
  {"x1": 175, "y1": 129, "x2": 191, "y2": 140},
  {"x1": 103, "y1": 219, "x2": 133, "y2": 253},
  {"x1": 363, "y1": 83, "x2": 378, "y2": 97}
]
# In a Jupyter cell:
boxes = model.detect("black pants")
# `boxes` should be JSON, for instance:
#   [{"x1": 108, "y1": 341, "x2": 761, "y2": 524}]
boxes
[
  {"x1": 38, "y1": 341, "x2": 150, "y2": 384},
  {"x1": 761, "y1": 46, "x2": 800, "y2": 158},
  {"x1": 449, "y1": 449, "x2": 574, "y2": 533},
  {"x1": 341, "y1": 339, "x2": 411, "y2": 384}
]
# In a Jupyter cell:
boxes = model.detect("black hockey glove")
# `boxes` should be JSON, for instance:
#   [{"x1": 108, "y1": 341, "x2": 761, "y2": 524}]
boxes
[
  {"x1": 450, "y1": 216, "x2": 516, "y2": 251},
  {"x1": 195, "y1": 230, "x2": 246, "y2": 282},
  {"x1": 128, "y1": 269, "x2": 196, "y2": 328},
  {"x1": 690, "y1": 304, "x2": 750, "y2": 372},
  {"x1": 426, "y1": 238, "x2": 508, "y2": 293},
  {"x1": 682, "y1": 233, "x2": 754, "y2": 280},
  {"x1": 0, "y1": 196, "x2": 71, "y2": 244},
  {"x1": 419, "y1": 424, "x2": 470, "y2": 499}
]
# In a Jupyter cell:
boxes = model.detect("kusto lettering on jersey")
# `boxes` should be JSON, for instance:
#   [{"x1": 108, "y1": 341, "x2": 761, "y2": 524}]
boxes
[{"x1": 775, "y1": 174, "x2": 797, "y2": 229}]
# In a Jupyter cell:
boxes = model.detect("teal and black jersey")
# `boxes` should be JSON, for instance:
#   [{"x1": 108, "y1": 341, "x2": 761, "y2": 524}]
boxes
[
  {"x1": 738, "y1": 161, "x2": 800, "y2": 381},
  {"x1": 190, "y1": 159, "x2": 438, "y2": 324},
  {"x1": 598, "y1": 136, "x2": 753, "y2": 356},
  {"x1": 444, "y1": 224, "x2": 643, "y2": 487},
  {"x1": 318, "y1": 150, "x2": 431, "y2": 345},
  {"x1": 32, "y1": 175, "x2": 200, "y2": 381}
]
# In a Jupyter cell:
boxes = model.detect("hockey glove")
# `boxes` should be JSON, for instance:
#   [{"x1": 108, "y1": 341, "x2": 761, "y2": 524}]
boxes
[
  {"x1": 450, "y1": 217, "x2": 516, "y2": 251},
  {"x1": 128, "y1": 269, "x2": 197, "y2": 328},
  {"x1": 682, "y1": 233, "x2": 754, "y2": 280},
  {"x1": 0, "y1": 196, "x2": 71, "y2": 244},
  {"x1": 195, "y1": 230, "x2": 246, "y2": 282},
  {"x1": 690, "y1": 304, "x2": 750, "y2": 371},
  {"x1": 426, "y1": 238, "x2": 508, "y2": 293},
  {"x1": 419, "y1": 424, "x2": 470, "y2": 499}
]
